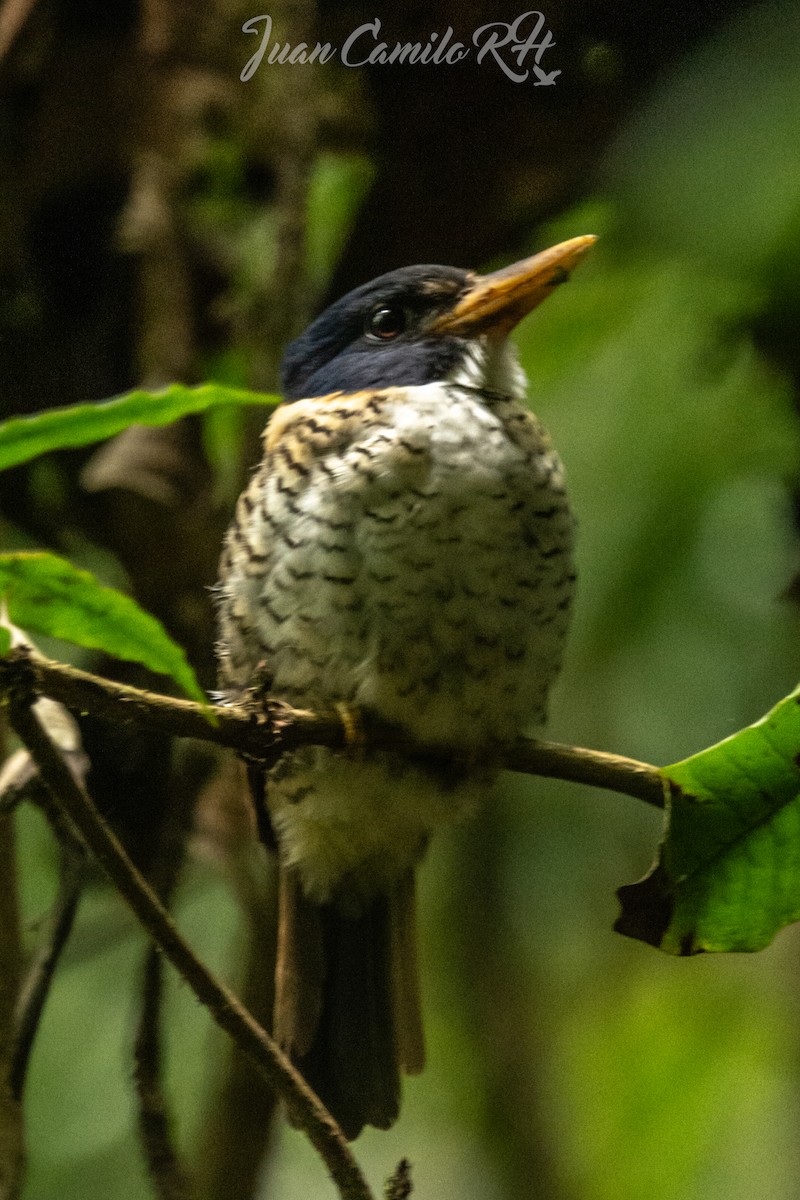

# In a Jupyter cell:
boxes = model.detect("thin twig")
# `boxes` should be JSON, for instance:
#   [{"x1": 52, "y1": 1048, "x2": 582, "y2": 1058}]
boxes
[
  {"x1": 194, "y1": 852, "x2": 279, "y2": 1200},
  {"x1": 6, "y1": 767, "x2": 86, "y2": 1103},
  {"x1": 0, "y1": 649, "x2": 667, "y2": 809},
  {"x1": 133, "y1": 759, "x2": 197, "y2": 1200},
  {"x1": 6, "y1": 697, "x2": 376, "y2": 1200},
  {"x1": 10, "y1": 841, "x2": 83, "y2": 1101},
  {"x1": 504, "y1": 738, "x2": 667, "y2": 809},
  {"x1": 0, "y1": 807, "x2": 25, "y2": 1200},
  {"x1": 384, "y1": 1159, "x2": 413, "y2": 1199},
  {"x1": 135, "y1": 949, "x2": 193, "y2": 1200}
]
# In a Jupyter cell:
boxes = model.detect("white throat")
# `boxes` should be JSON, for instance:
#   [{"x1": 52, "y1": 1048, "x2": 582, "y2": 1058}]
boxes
[{"x1": 448, "y1": 337, "x2": 528, "y2": 401}]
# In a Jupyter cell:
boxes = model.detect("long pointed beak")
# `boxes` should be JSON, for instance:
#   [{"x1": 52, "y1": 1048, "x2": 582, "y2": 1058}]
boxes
[{"x1": 430, "y1": 235, "x2": 597, "y2": 338}]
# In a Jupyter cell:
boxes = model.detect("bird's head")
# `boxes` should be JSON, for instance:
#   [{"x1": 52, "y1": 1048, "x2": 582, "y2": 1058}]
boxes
[{"x1": 280, "y1": 236, "x2": 596, "y2": 401}]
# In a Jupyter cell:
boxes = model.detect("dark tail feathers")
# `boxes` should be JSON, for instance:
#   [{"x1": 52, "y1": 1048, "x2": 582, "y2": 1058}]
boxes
[{"x1": 274, "y1": 868, "x2": 424, "y2": 1139}]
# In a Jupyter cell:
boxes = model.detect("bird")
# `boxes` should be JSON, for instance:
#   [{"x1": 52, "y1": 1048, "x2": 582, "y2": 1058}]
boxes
[{"x1": 215, "y1": 234, "x2": 595, "y2": 1139}]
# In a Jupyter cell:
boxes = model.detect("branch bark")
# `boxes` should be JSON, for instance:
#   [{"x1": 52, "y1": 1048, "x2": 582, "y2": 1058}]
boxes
[
  {"x1": 0, "y1": 807, "x2": 25, "y2": 1200},
  {"x1": 0, "y1": 648, "x2": 667, "y2": 809},
  {"x1": 134, "y1": 948, "x2": 194, "y2": 1200},
  {"x1": 9, "y1": 842, "x2": 82, "y2": 1101},
  {"x1": 0, "y1": 646, "x2": 666, "y2": 1200},
  {"x1": 132, "y1": 762, "x2": 197, "y2": 1200},
  {"x1": 5, "y1": 696, "x2": 376, "y2": 1200}
]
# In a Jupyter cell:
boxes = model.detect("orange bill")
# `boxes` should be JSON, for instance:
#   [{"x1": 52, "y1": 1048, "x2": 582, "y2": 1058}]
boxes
[{"x1": 431, "y1": 235, "x2": 597, "y2": 338}]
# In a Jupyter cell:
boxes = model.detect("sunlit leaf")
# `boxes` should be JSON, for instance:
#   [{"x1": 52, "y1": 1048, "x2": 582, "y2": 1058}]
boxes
[
  {"x1": 616, "y1": 683, "x2": 800, "y2": 953},
  {"x1": 0, "y1": 552, "x2": 206, "y2": 704},
  {"x1": 0, "y1": 383, "x2": 278, "y2": 473}
]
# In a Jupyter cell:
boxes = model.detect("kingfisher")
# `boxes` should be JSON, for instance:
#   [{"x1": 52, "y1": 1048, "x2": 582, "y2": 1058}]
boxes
[{"x1": 215, "y1": 234, "x2": 595, "y2": 1138}]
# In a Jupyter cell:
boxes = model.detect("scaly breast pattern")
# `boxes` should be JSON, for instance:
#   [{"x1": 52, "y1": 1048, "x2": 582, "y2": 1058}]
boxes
[{"x1": 217, "y1": 383, "x2": 575, "y2": 902}]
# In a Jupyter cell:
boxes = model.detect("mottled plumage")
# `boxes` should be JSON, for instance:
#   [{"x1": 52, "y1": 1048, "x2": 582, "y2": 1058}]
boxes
[{"x1": 215, "y1": 237, "x2": 593, "y2": 1137}]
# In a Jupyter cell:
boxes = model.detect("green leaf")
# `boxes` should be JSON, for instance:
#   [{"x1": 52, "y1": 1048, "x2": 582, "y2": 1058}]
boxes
[
  {"x1": 616, "y1": 683, "x2": 800, "y2": 954},
  {"x1": 0, "y1": 552, "x2": 206, "y2": 705},
  {"x1": 0, "y1": 383, "x2": 278, "y2": 473},
  {"x1": 0, "y1": 625, "x2": 10, "y2": 657}
]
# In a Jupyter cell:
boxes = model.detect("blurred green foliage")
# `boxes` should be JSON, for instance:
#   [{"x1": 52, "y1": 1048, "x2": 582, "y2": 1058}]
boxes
[
  {"x1": 12, "y1": 3, "x2": 800, "y2": 1199},
  {"x1": 0, "y1": 550, "x2": 208, "y2": 701},
  {"x1": 617, "y1": 682, "x2": 800, "y2": 956},
  {"x1": 304, "y1": 152, "x2": 375, "y2": 294},
  {"x1": 0, "y1": 384, "x2": 277, "y2": 473}
]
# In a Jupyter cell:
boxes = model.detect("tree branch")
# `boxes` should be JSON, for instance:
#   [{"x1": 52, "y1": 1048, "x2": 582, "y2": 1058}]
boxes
[
  {"x1": 10, "y1": 840, "x2": 83, "y2": 1101},
  {"x1": 0, "y1": 649, "x2": 667, "y2": 809},
  {"x1": 132, "y1": 763, "x2": 197, "y2": 1200},
  {"x1": 0, "y1": 646, "x2": 664, "y2": 1200},
  {"x1": 5, "y1": 696, "x2": 376, "y2": 1200},
  {"x1": 0, "y1": 760, "x2": 88, "y2": 1106},
  {"x1": 0, "y1": 802, "x2": 25, "y2": 1200},
  {"x1": 134, "y1": 948, "x2": 193, "y2": 1200}
]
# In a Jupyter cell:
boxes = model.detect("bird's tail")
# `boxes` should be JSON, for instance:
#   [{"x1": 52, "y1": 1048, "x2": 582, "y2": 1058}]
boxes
[{"x1": 274, "y1": 867, "x2": 424, "y2": 1139}]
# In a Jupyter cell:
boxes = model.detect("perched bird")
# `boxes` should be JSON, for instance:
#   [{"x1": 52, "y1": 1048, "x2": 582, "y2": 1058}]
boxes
[{"x1": 216, "y1": 235, "x2": 595, "y2": 1138}]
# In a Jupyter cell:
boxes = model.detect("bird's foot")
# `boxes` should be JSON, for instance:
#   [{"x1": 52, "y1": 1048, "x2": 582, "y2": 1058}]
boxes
[
  {"x1": 246, "y1": 659, "x2": 273, "y2": 707},
  {"x1": 334, "y1": 701, "x2": 366, "y2": 751}
]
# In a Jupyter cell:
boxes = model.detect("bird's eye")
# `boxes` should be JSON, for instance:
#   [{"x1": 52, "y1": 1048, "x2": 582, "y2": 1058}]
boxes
[{"x1": 366, "y1": 304, "x2": 406, "y2": 340}]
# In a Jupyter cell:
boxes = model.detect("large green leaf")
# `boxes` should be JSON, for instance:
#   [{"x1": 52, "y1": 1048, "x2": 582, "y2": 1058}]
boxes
[
  {"x1": 0, "y1": 383, "x2": 278, "y2": 472},
  {"x1": 0, "y1": 551, "x2": 206, "y2": 704},
  {"x1": 616, "y1": 682, "x2": 800, "y2": 954}
]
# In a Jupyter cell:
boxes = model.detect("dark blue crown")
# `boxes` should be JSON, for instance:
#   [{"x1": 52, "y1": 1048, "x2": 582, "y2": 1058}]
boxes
[{"x1": 280, "y1": 265, "x2": 471, "y2": 400}]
